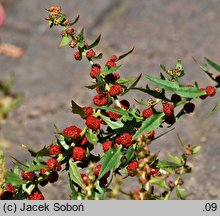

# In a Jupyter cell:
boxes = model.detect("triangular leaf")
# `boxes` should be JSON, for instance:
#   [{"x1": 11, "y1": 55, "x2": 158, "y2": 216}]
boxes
[
  {"x1": 117, "y1": 47, "x2": 134, "y2": 61},
  {"x1": 69, "y1": 160, "x2": 86, "y2": 189},
  {"x1": 176, "y1": 185, "x2": 185, "y2": 200},
  {"x1": 88, "y1": 34, "x2": 101, "y2": 49},
  {"x1": 59, "y1": 35, "x2": 70, "y2": 47},
  {"x1": 101, "y1": 66, "x2": 121, "y2": 76},
  {"x1": 99, "y1": 114, "x2": 124, "y2": 129},
  {"x1": 134, "y1": 113, "x2": 165, "y2": 139},
  {"x1": 71, "y1": 100, "x2": 84, "y2": 116},
  {"x1": 99, "y1": 145, "x2": 122, "y2": 179}
]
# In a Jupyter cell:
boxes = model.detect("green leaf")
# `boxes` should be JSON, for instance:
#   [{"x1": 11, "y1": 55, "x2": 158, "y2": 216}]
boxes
[
  {"x1": 27, "y1": 146, "x2": 50, "y2": 157},
  {"x1": 101, "y1": 66, "x2": 121, "y2": 76},
  {"x1": 134, "y1": 113, "x2": 165, "y2": 139},
  {"x1": 25, "y1": 164, "x2": 46, "y2": 172},
  {"x1": 69, "y1": 176, "x2": 78, "y2": 200},
  {"x1": 48, "y1": 20, "x2": 53, "y2": 28},
  {"x1": 85, "y1": 129, "x2": 98, "y2": 145},
  {"x1": 100, "y1": 106, "x2": 130, "y2": 116},
  {"x1": 99, "y1": 115, "x2": 124, "y2": 129},
  {"x1": 58, "y1": 135, "x2": 70, "y2": 150},
  {"x1": 5, "y1": 172, "x2": 24, "y2": 186},
  {"x1": 157, "y1": 160, "x2": 183, "y2": 170},
  {"x1": 160, "y1": 64, "x2": 167, "y2": 72},
  {"x1": 78, "y1": 28, "x2": 84, "y2": 40},
  {"x1": 131, "y1": 87, "x2": 170, "y2": 101},
  {"x1": 117, "y1": 47, "x2": 134, "y2": 61},
  {"x1": 175, "y1": 59, "x2": 183, "y2": 70},
  {"x1": 59, "y1": 35, "x2": 70, "y2": 47},
  {"x1": 85, "y1": 83, "x2": 98, "y2": 90},
  {"x1": 192, "y1": 145, "x2": 201, "y2": 155},
  {"x1": 149, "y1": 176, "x2": 169, "y2": 189},
  {"x1": 88, "y1": 34, "x2": 101, "y2": 49},
  {"x1": 176, "y1": 185, "x2": 185, "y2": 200},
  {"x1": 121, "y1": 145, "x2": 135, "y2": 165},
  {"x1": 205, "y1": 57, "x2": 220, "y2": 72},
  {"x1": 71, "y1": 100, "x2": 84, "y2": 116},
  {"x1": 71, "y1": 15, "x2": 80, "y2": 25},
  {"x1": 144, "y1": 74, "x2": 205, "y2": 98},
  {"x1": 99, "y1": 145, "x2": 122, "y2": 179},
  {"x1": 122, "y1": 74, "x2": 142, "y2": 95},
  {"x1": 167, "y1": 152, "x2": 183, "y2": 165},
  {"x1": 69, "y1": 160, "x2": 86, "y2": 189}
]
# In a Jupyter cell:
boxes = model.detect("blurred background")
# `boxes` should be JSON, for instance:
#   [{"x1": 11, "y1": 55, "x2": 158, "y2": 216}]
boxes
[{"x1": 0, "y1": 0, "x2": 220, "y2": 199}]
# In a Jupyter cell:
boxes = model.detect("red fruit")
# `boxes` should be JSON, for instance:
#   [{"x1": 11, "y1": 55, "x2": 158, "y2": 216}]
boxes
[
  {"x1": 21, "y1": 171, "x2": 35, "y2": 181},
  {"x1": 206, "y1": 86, "x2": 216, "y2": 97},
  {"x1": 94, "y1": 164, "x2": 110, "y2": 178},
  {"x1": 74, "y1": 51, "x2": 81, "y2": 60},
  {"x1": 142, "y1": 108, "x2": 154, "y2": 119},
  {"x1": 163, "y1": 103, "x2": 174, "y2": 117},
  {"x1": 150, "y1": 168, "x2": 159, "y2": 175},
  {"x1": 47, "y1": 158, "x2": 61, "y2": 171},
  {"x1": 109, "y1": 84, "x2": 123, "y2": 96},
  {"x1": 105, "y1": 60, "x2": 116, "y2": 68},
  {"x1": 49, "y1": 144, "x2": 61, "y2": 155},
  {"x1": 85, "y1": 115, "x2": 101, "y2": 131},
  {"x1": 86, "y1": 49, "x2": 96, "y2": 59},
  {"x1": 5, "y1": 184, "x2": 15, "y2": 194},
  {"x1": 66, "y1": 28, "x2": 74, "y2": 34},
  {"x1": 146, "y1": 130, "x2": 155, "y2": 139},
  {"x1": 80, "y1": 174, "x2": 89, "y2": 186},
  {"x1": 184, "y1": 102, "x2": 195, "y2": 113},
  {"x1": 93, "y1": 94, "x2": 108, "y2": 106},
  {"x1": 102, "y1": 140, "x2": 112, "y2": 152},
  {"x1": 113, "y1": 73, "x2": 120, "y2": 80},
  {"x1": 82, "y1": 106, "x2": 93, "y2": 118},
  {"x1": 63, "y1": 125, "x2": 82, "y2": 139},
  {"x1": 115, "y1": 133, "x2": 134, "y2": 148},
  {"x1": 90, "y1": 66, "x2": 101, "y2": 78},
  {"x1": 72, "y1": 146, "x2": 86, "y2": 161},
  {"x1": 199, "y1": 88, "x2": 207, "y2": 100},
  {"x1": 40, "y1": 169, "x2": 47, "y2": 175},
  {"x1": 108, "y1": 111, "x2": 121, "y2": 120},
  {"x1": 29, "y1": 191, "x2": 44, "y2": 200},
  {"x1": 120, "y1": 100, "x2": 130, "y2": 110},
  {"x1": 127, "y1": 161, "x2": 138, "y2": 177},
  {"x1": 110, "y1": 55, "x2": 118, "y2": 62}
]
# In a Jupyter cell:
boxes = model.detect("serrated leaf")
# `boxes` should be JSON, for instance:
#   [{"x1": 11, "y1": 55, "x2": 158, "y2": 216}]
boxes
[
  {"x1": 71, "y1": 100, "x2": 84, "y2": 116},
  {"x1": 99, "y1": 145, "x2": 122, "y2": 179},
  {"x1": 205, "y1": 57, "x2": 220, "y2": 72},
  {"x1": 100, "y1": 106, "x2": 130, "y2": 116},
  {"x1": 131, "y1": 87, "x2": 170, "y2": 101},
  {"x1": 101, "y1": 66, "x2": 121, "y2": 76},
  {"x1": 85, "y1": 129, "x2": 98, "y2": 145},
  {"x1": 134, "y1": 113, "x2": 165, "y2": 139},
  {"x1": 59, "y1": 35, "x2": 70, "y2": 47},
  {"x1": 69, "y1": 160, "x2": 86, "y2": 189},
  {"x1": 149, "y1": 176, "x2": 169, "y2": 189},
  {"x1": 167, "y1": 152, "x2": 183, "y2": 165},
  {"x1": 99, "y1": 114, "x2": 124, "y2": 129},
  {"x1": 25, "y1": 164, "x2": 46, "y2": 172},
  {"x1": 144, "y1": 74, "x2": 205, "y2": 98},
  {"x1": 157, "y1": 160, "x2": 183, "y2": 170},
  {"x1": 27, "y1": 146, "x2": 50, "y2": 157},
  {"x1": 88, "y1": 34, "x2": 101, "y2": 49},
  {"x1": 176, "y1": 185, "x2": 185, "y2": 200},
  {"x1": 117, "y1": 47, "x2": 134, "y2": 61},
  {"x1": 5, "y1": 172, "x2": 24, "y2": 186}
]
